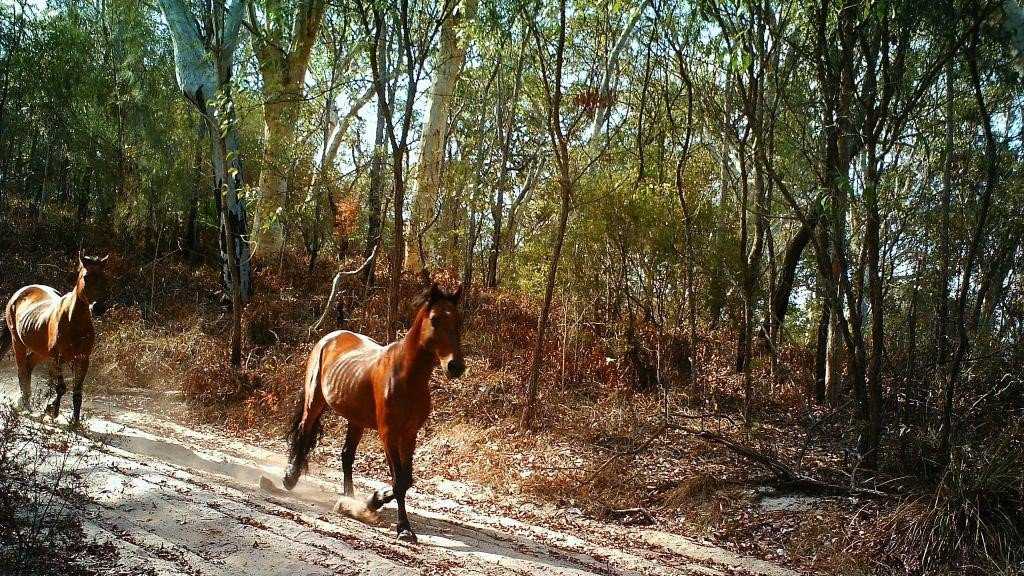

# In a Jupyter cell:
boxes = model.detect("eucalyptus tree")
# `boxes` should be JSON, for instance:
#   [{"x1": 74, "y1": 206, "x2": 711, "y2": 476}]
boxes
[
  {"x1": 355, "y1": 0, "x2": 450, "y2": 340},
  {"x1": 406, "y1": 0, "x2": 476, "y2": 271},
  {"x1": 247, "y1": 0, "x2": 328, "y2": 253},
  {"x1": 519, "y1": 0, "x2": 606, "y2": 430},
  {"x1": 158, "y1": 0, "x2": 251, "y2": 366}
]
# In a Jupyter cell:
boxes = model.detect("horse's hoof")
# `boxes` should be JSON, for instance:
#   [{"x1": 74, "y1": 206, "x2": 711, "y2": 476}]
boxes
[
  {"x1": 396, "y1": 528, "x2": 418, "y2": 544},
  {"x1": 282, "y1": 471, "x2": 298, "y2": 490},
  {"x1": 367, "y1": 491, "x2": 383, "y2": 511}
]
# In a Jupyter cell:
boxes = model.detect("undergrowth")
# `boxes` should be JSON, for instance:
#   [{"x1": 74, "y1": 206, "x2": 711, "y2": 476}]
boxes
[
  {"x1": 2, "y1": 235, "x2": 1021, "y2": 576},
  {"x1": 0, "y1": 407, "x2": 140, "y2": 575}
]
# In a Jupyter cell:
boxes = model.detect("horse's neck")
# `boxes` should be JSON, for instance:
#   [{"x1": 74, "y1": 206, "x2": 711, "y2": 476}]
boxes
[
  {"x1": 63, "y1": 282, "x2": 91, "y2": 321},
  {"x1": 393, "y1": 310, "x2": 435, "y2": 387}
]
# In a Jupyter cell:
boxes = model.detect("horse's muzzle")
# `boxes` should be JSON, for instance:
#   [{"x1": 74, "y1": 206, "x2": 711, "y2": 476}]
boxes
[
  {"x1": 90, "y1": 301, "x2": 108, "y2": 317},
  {"x1": 446, "y1": 358, "x2": 466, "y2": 379}
]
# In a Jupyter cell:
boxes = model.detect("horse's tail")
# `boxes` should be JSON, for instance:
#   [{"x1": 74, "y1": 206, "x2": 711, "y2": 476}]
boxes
[{"x1": 283, "y1": 340, "x2": 327, "y2": 490}]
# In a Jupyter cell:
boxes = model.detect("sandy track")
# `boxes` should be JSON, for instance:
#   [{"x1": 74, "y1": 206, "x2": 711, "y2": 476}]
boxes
[{"x1": 1, "y1": 369, "x2": 799, "y2": 576}]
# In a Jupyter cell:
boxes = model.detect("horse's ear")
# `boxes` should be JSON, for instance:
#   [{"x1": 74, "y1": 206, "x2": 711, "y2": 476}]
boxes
[
  {"x1": 452, "y1": 284, "x2": 464, "y2": 301},
  {"x1": 428, "y1": 282, "x2": 443, "y2": 304}
]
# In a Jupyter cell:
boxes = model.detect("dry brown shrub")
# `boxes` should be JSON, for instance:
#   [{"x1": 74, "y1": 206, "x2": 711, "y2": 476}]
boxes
[
  {"x1": 181, "y1": 354, "x2": 260, "y2": 408},
  {"x1": 661, "y1": 472, "x2": 725, "y2": 509}
]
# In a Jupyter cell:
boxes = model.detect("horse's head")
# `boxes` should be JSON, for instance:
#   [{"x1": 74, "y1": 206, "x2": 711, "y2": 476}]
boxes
[
  {"x1": 77, "y1": 251, "x2": 110, "y2": 316},
  {"x1": 417, "y1": 282, "x2": 465, "y2": 379}
]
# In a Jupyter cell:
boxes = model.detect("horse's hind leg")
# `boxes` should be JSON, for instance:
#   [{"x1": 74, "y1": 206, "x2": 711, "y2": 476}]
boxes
[
  {"x1": 44, "y1": 360, "x2": 66, "y2": 419},
  {"x1": 341, "y1": 424, "x2": 364, "y2": 497},
  {"x1": 13, "y1": 345, "x2": 34, "y2": 411},
  {"x1": 283, "y1": 388, "x2": 326, "y2": 490}
]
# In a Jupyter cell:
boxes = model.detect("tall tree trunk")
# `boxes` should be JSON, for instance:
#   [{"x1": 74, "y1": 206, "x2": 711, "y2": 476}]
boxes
[
  {"x1": 862, "y1": 146, "x2": 883, "y2": 467},
  {"x1": 936, "y1": 60, "x2": 954, "y2": 372},
  {"x1": 940, "y1": 37, "x2": 997, "y2": 461},
  {"x1": 363, "y1": 29, "x2": 391, "y2": 287},
  {"x1": 252, "y1": 0, "x2": 328, "y2": 255},
  {"x1": 211, "y1": 120, "x2": 246, "y2": 367},
  {"x1": 386, "y1": 148, "x2": 406, "y2": 342},
  {"x1": 522, "y1": 0, "x2": 573, "y2": 431},
  {"x1": 159, "y1": 0, "x2": 250, "y2": 366},
  {"x1": 407, "y1": 0, "x2": 476, "y2": 271},
  {"x1": 521, "y1": 177, "x2": 571, "y2": 430}
]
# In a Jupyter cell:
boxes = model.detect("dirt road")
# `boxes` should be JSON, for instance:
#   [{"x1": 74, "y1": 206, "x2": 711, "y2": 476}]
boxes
[{"x1": 1, "y1": 368, "x2": 799, "y2": 576}]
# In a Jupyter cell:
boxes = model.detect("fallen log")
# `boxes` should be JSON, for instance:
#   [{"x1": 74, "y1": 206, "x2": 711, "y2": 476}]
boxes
[{"x1": 671, "y1": 425, "x2": 890, "y2": 499}]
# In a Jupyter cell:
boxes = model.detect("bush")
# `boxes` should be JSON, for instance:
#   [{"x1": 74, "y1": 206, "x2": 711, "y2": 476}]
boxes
[
  {"x1": 0, "y1": 406, "x2": 133, "y2": 575},
  {"x1": 875, "y1": 423, "x2": 1024, "y2": 575}
]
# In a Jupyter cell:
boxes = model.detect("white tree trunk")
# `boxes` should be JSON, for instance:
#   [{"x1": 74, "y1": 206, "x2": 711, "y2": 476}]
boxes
[
  {"x1": 158, "y1": 0, "x2": 250, "y2": 302},
  {"x1": 588, "y1": 0, "x2": 648, "y2": 146},
  {"x1": 158, "y1": 0, "x2": 251, "y2": 365},
  {"x1": 308, "y1": 85, "x2": 374, "y2": 196},
  {"x1": 405, "y1": 0, "x2": 477, "y2": 271}
]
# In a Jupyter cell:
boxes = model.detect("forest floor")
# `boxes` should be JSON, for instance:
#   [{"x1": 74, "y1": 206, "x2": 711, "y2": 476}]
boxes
[{"x1": 0, "y1": 365, "x2": 802, "y2": 576}]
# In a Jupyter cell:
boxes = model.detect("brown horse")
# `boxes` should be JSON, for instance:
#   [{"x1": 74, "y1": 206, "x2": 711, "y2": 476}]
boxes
[
  {"x1": 0, "y1": 252, "x2": 109, "y2": 424},
  {"x1": 283, "y1": 282, "x2": 465, "y2": 542}
]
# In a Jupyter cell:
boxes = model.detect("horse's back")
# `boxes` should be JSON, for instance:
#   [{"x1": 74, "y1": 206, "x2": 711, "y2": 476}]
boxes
[
  {"x1": 6, "y1": 285, "x2": 60, "y2": 355},
  {"x1": 311, "y1": 330, "x2": 387, "y2": 428}
]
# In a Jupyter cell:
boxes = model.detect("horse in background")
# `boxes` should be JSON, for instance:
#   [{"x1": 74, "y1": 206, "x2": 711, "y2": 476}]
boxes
[
  {"x1": 1, "y1": 252, "x2": 109, "y2": 425},
  {"x1": 283, "y1": 281, "x2": 465, "y2": 542}
]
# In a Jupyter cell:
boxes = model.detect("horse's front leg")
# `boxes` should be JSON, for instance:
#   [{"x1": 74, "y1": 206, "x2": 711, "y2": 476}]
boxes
[
  {"x1": 44, "y1": 359, "x2": 66, "y2": 419},
  {"x1": 70, "y1": 358, "x2": 89, "y2": 426},
  {"x1": 381, "y1": 431, "x2": 418, "y2": 543}
]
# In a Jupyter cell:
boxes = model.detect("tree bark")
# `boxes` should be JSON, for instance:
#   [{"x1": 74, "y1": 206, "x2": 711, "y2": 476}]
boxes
[
  {"x1": 521, "y1": 177, "x2": 571, "y2": 430},
  {"x1": 862, "y1": 146, "x2": 883, "y2": 467},
  {"x1": 761, "y1": 208, "x2": 819, "y2": 343}
]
